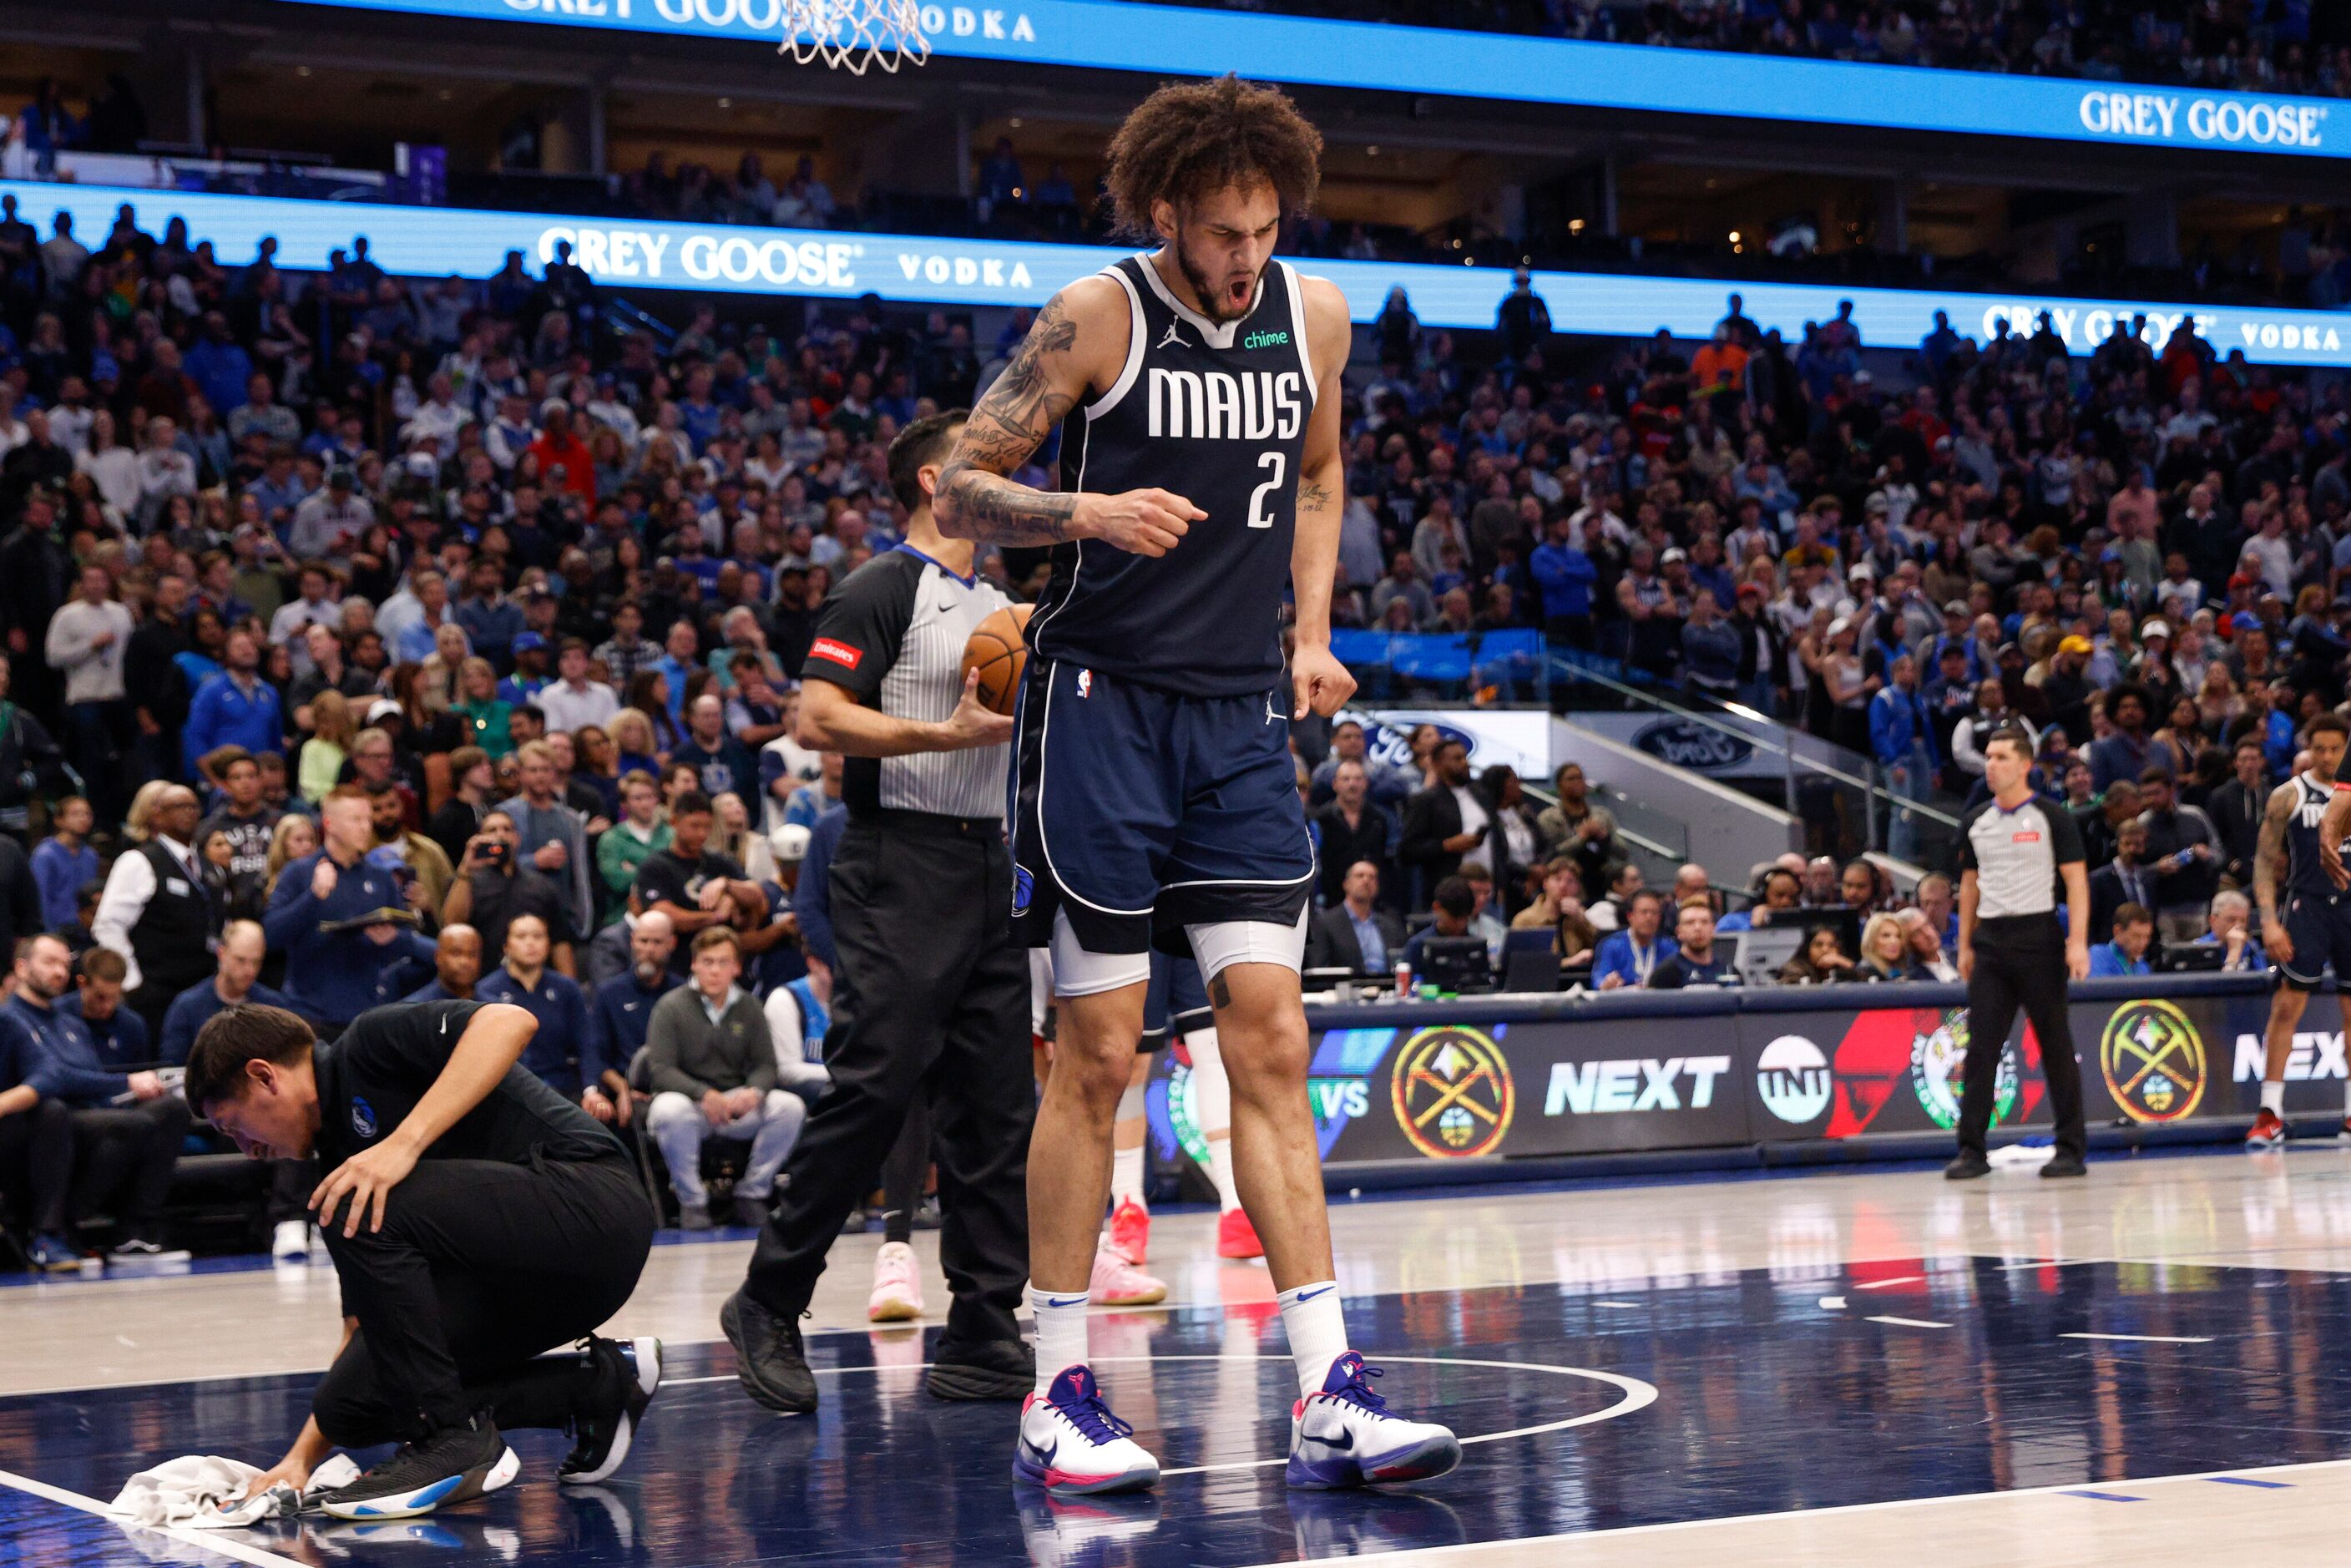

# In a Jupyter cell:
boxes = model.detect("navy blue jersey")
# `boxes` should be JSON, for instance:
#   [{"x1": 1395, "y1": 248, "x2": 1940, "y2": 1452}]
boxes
[
  {"x1": 2285, "y1": 772, "x2": 2336, "y2": 899},
  {"x1": 1037, "y1": 253, "x2": 1318, "y2": 698}
]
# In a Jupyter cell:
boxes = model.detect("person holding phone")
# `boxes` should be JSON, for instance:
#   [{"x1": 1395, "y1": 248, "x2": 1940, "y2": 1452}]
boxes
[{"x1": 439, "y1": 812, "x2": 574, "y2": 978}]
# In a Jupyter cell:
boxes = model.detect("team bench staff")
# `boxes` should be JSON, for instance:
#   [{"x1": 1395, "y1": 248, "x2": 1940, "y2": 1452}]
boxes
[{"x1": 185, "y1": 1000, "x2": 660, "y2": 1520}]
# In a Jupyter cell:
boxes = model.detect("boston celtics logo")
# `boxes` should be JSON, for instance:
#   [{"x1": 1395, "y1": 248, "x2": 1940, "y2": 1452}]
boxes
[
  {"x1": 1911, "y1": 1009, "x2": 2016, "y2": 1130},
  {"x1": 2101, "y1": 999, "x2": 2206, "y2": 1123},
  {"x1": 1391, "y1": 1026, "x2": 1515, "y2": 1159}
]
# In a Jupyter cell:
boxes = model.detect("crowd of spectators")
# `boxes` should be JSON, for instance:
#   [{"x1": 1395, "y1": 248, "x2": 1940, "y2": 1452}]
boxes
[
  {"x1": 0, "y1": 178, "x2": 2340, "y2": 1257},
  {"x1": 1164, "y1": 0, "x2": 2351, "y2": 101}
]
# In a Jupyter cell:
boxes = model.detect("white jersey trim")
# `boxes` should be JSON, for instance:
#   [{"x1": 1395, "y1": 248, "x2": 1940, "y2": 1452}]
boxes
[
  {"x1": 1134, "y1": 249, "x2": 1258, "y2": 350},
  {"x1": 1084, "y1": 264, "x2": 1147, "y2": 422},
  {"x1": 1278, "y1": 260, "x2": 1317, "y2": 404}
]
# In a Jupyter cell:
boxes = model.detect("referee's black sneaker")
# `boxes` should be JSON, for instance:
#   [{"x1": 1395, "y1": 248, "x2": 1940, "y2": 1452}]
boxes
[
  {"x1": 1943, "y1": 1150, "x2": 1991, "y2": 1181},
  {"x1": 316, "y1": 1414, "x2": 518, "y2": 1520},
  {"x1": 927, "y1": 1335, "x2": 1034, "y2": 1401},
  {"x1": 721, "y1": 1287, "x2": 817, "y2": 1414},
  {"x1": 2040, "y1": 1152, "x2": 2088, "y2": 1179},
  {"x1": 561, "y1": 1336, "x2": 665, "y2": 1485}
]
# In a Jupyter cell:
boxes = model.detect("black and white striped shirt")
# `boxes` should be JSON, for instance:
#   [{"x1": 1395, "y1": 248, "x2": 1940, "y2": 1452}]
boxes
[
  {"x1": 1957, "y1": 793, "x2": 2086, "y2": 918},
  {"x1": 801, "y1": 544, "x2": 1011, "y2": 821}
]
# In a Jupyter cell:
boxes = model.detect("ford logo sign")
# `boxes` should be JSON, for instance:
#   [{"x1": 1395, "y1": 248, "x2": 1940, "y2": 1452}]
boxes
[{"x1": 1634, "y1": 719, "x2": 1753, "y2": 771}]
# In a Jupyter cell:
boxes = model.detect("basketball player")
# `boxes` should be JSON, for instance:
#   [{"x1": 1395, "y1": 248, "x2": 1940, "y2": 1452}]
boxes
[
  {"x1": 2252, "y1": 714, "x2": 2351, "y2": 1146},
  {"x1": 933, "y1": 75, "x2": 1459, "y2": 1494}
]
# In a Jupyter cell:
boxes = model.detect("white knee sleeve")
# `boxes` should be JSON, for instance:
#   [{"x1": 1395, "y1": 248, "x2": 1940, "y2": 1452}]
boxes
[
  {"x1": 1051, "y1": 908, "x2": 1152, "y2": 997},
  {"x1": 1185, "y1": 907, "x2": 1310, "y2": 985},
  {"x1": 1186, "y1": 1027, "x2": 1231, "y2": 1138}
]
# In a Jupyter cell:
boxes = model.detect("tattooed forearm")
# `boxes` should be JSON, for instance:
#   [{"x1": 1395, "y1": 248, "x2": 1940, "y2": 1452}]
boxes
[
  {"x1": 936, "y1": 473, "x2": 1079, "y2": 545},
  {"x1": 1297, "y1": 479, "x2": 1333, "y2": 509},
  {"x1": 935, "y1": 296, "x2": 1085, "y2": 544}
]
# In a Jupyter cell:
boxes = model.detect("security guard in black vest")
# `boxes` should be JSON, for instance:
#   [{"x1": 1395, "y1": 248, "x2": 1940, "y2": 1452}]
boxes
[{"x1": 94, "y1": 784, "x2": 223, "y2": 1046}]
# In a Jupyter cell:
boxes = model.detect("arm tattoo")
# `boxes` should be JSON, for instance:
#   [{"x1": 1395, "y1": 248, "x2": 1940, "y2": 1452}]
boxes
[
  {"x1": 1297, "y1": 479, "x2": 1333, "y2": 509},
  {"x1": 936, "y1": 297, "x2": 1084, "y2": 545},
  {"x1": 2255, "y1": 785, "x2": 2290, "y2": 918}
]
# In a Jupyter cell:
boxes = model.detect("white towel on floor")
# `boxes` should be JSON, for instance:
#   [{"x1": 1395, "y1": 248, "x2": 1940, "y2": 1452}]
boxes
[
  {"x1": 106, "y1": 1456, "x2": 265, "y2": 1527},
  {"x1": 107, "y1": 1452, "x2": 363, "y2": 1529}
]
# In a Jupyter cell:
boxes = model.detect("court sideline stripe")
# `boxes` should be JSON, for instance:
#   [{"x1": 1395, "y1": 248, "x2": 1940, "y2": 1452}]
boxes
[
  {"x1": 1236, "y1": 1457, "x2": 2351, "y2": 1565},
  {"x1": 0, "y1": 1466, "x2": 306, "y2": 1568}
]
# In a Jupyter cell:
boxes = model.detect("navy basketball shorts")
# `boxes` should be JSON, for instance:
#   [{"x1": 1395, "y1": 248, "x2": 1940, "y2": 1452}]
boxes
[
  {"x1": 1139, "y1": 952, "x2": 1213, "y2": 1055},
  {"x1": 1009, "y1": 659, "x2": 1317, "y2": 959},
  {"x1": 2278, "y1": 890, "x2": 2351, "y2": 991}
]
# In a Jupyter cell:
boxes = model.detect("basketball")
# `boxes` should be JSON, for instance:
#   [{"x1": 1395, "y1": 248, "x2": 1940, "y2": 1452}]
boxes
[{"x1": 962, "y1": 603, "x2": 1033, "y2": 715}]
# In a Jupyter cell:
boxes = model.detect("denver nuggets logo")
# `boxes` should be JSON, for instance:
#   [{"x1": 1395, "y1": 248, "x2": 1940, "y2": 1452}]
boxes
[
  {"x1": 1391, "y1": 1026, "x2": 1514, "y2": 1159},
  {"x1": 2101, "y1": 999, "x2": 2206, "y2": 1123}
]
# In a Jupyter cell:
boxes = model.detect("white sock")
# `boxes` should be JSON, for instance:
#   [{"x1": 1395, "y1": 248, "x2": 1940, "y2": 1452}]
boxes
[
  {"x1": 1110, "y1": 1144, "x2": 1146, "y2": 1209},
  {"x1": 1028, "y1": 1284, "x2": 1091, "y2": 1396},
  {"x1": 2263, "y1": 1080, "x2": 2285, "y2": 1115},
  {"x1": 1189, "y1": 1030, "x2": 1242, "y2": 1213},
  {"x1": 1277, "y1": 1279, "x2": 1348, "y2": 1398}
]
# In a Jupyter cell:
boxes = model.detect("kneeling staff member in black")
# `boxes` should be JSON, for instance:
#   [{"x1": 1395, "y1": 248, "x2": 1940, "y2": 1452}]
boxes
[{"x1": 185, "y1": 999, "x2": 660, "y2": 1520}]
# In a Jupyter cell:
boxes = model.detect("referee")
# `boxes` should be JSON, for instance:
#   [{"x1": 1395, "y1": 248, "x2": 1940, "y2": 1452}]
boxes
[
  {"x1": 1949, "y1": 724, "x2": 2091, "y2": 1181},
  {"x1": 722, "y1": 410, "x2": 1034, "y2": 1412}
]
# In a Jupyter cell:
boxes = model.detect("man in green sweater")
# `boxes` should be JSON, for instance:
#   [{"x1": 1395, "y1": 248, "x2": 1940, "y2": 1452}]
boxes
[{"x1": 642, "y1": 927, "x2": 805, "y2": 1230}]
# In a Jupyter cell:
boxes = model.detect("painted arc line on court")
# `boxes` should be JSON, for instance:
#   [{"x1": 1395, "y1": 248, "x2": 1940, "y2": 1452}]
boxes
[
  {"x1": 0, "y1": 1467, "x2": 308, "y2": 1568},
  {"x1": 1867, "y1": 1316, "x2": 1951, "y2": 1329},
  {"x1": 1133, "y1": 1356, "x2": 1659, "y2": 1479},
  {"x1": 2060, "y1": 1332, "x2": 2214, "y2": 1344},
  {"x1": 2062, "y1": 1490, "x2": 2146, "y2": 1502},
  {"x1": 1238, "y1": 1455, "x2": 2351, "y2": 1564},
  {"x1": 2208, "y1": 1476, "x2": 2294, "y2": 1489},
  {"x1": 1854, "y1": 1276, "x2": 1926, "y2": 1290},
  {"x1": 662, "y1": 1355, "x2": 1656, "y2": 1478}
]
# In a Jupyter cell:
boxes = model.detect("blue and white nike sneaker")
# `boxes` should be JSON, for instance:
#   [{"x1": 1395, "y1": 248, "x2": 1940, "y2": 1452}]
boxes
[
  {"x1": 1013, "y1": 1366, "x2": 1160, "y2": 1495},
  {"x1": 1286, "y1": 1353, "x2": 1463, "y2": 1490},
  {"x1": 316, "y1": 1414, "x2": 520, "y2": 1520}
]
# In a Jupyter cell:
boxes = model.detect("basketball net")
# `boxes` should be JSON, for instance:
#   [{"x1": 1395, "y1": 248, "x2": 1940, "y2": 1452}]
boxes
[{"x1": 778, "y1": 0, "x2": 930, "y2": 73}]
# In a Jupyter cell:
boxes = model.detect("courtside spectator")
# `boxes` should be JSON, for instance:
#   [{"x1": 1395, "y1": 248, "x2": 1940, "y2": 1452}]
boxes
[{"x1": 642, "y1": 927, "x2": 801, "y2": 1230}]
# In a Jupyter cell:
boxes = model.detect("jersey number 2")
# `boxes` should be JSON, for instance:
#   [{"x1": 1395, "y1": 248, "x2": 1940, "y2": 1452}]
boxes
[{"x1": 1246, "y1": 452, "x2": 1286, "y2": 530}]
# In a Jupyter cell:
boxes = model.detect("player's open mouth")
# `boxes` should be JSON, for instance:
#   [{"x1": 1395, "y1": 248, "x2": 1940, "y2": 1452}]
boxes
[{"x1": 1226, "y1": 278, "x2": 1252, "y2": 311}]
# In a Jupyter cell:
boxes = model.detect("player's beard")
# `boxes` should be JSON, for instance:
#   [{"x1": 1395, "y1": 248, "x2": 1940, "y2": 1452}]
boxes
[{"x1": 1171, "y1": 232, "x2": 1261, "y2": 325}]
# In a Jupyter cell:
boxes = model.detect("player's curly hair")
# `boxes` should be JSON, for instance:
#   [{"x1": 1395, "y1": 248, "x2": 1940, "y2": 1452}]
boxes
[{"x1": 1102, "y1": 75, "x2": 1323, "y2": 240}]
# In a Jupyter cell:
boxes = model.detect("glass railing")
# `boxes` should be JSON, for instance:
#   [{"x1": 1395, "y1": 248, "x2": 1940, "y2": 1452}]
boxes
[
  {"x1": 1543, "y1": 651, "x2": 1962, "y2": 871},
  {"x1": 1331, "y1": 627, "x2": 1549, "y2": 707}
]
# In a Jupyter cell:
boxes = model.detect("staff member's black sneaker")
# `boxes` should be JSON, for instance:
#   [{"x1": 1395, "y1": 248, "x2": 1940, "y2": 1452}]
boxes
[
  {"x1": 928, "y1": 1336, "x2": 1035, "y2": 1401},
  {"x1": 561, "y1": 1336, "x2": 665, "y2": 1485},
  {"x1": 2040, "y1": 1152, "x2": 2088, "y2": 1179},
  {"x1": 722, "y1": 1287, "x2": 818, "y2": 1414},
  {"x1": 317, "y1": 1414, "x2": 518, "y2": 1520},
  {"x1": 1943, "y1": 1150, "x2": 1991, "y2": 1181}
]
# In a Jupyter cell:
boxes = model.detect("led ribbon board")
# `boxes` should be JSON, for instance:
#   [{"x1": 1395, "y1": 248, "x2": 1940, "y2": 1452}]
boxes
[
  {"x1": 8, "y1": 179, "x2": 2346, "y2": 367},
  {"x1": 279, "y1": 0, "x2": 2345, "y2": 158}
]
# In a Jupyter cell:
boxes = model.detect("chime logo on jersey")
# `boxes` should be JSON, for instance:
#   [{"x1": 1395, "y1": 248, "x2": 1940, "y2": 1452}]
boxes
[
  {"x1": 1390, "y1": 1025, "x2": 1514, "y2": 1159},
  {"x1": 2101, "y1": 999, "x2": 2206, "y2": 1122},
  {"x1": 1146, "y1": 368, "x2": 1307, "y2": 442}
]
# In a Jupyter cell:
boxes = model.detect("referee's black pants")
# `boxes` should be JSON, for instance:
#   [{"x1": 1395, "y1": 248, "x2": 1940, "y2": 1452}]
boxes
[
  {"x1": 315, "y1": 1151, "x2": 653, "y2": 1444},
  {"x1": 1959, "y1": 913, "x2": 2086, "y2": 1161},
  {"x1": 744, "y1": 815, "x2": 1033, "y2": 1349}
]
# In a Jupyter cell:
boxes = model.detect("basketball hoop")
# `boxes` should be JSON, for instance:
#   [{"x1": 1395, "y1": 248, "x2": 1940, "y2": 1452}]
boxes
[{"x1": 778, "y1": 0, "x2": 929, "y2": 73}]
